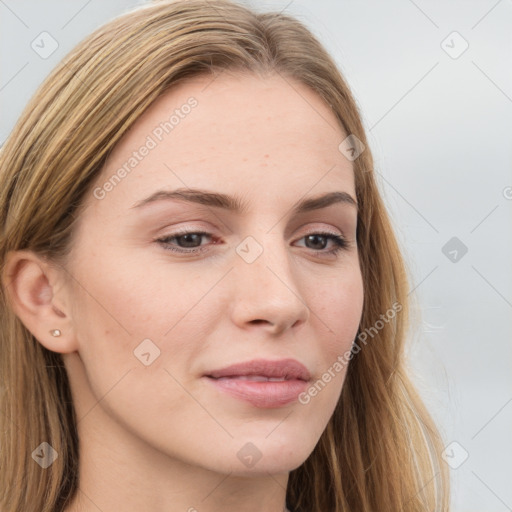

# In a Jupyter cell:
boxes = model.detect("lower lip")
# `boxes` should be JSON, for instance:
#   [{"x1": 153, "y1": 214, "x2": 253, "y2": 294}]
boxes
[{"x1": 204, "y1": 376, "x2": 309, "y2": 408}]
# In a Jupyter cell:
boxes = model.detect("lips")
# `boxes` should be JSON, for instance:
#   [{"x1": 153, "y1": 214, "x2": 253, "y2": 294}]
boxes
[
  {"x1": 204, "y1": 358, "x2": 311, "y2": 408},
  {"x1": 218, "y1": 375, "x2": 287, "y2": 382},
  {"x1": 205, "y1": 358, "x2": 311, "y2": 382}
]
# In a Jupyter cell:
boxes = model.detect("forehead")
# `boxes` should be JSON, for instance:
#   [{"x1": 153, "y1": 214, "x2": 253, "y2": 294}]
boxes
[{"x1": 87, "y1": 72, "x2": 355, "y2": 216}]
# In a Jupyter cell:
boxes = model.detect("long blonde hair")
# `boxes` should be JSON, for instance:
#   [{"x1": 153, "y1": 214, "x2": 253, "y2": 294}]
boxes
[{"x1": 0, "y1": 1, "x2": 450, "y2": 510}]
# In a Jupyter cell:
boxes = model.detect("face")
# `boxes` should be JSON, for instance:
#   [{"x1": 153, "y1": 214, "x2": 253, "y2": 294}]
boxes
[{"x1": 61, "y1": 72, "x2": 364, "y2": 475}]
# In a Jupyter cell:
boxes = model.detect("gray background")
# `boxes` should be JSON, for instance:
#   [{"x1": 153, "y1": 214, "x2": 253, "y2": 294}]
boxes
[{"x1": 1, "y1": 1, "x2": 511, "y2": 510}]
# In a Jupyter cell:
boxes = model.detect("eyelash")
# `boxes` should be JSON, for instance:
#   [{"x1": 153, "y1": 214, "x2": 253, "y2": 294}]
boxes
[{"x1": 155, "y1": 229, "x2": 349, "y2": 257}]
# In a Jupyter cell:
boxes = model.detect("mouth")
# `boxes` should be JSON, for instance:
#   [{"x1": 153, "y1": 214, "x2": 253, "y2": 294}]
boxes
[
  {"x1": 203, "y1": 358, "x2": 311, "y2": 408},
  {"x1": 205, "y1": 358, "x2": 311, "y2": 382},
  {"x1": 204, "y1": 375, "x2": 309, "y2": 408},
  {"x1": 206, "y1": 375, "x2": 303, "y2": 382},
  {"x1": 210, "y1": 375, "x2": 291, "y2": 382}
]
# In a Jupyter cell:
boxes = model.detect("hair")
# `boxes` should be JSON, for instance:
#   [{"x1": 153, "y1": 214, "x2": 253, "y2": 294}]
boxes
[{"x1": 0, "y1": 1, "x2": 450, "y2": 510}]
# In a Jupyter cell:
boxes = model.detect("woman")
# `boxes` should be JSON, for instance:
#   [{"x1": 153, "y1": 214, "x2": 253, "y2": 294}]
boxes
[{"x1": 0, "y1": 1, "x2": 450, "y2": 511}]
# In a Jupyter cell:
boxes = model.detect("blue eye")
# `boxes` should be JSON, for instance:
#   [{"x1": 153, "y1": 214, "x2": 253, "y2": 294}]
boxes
[{"x1": 155, "y1": 230, "x2": 349, "y2": 256}]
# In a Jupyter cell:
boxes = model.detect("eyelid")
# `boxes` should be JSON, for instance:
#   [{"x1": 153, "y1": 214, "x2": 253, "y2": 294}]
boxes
[
  {"x1": 294, "y1": 222, "x2": 348, "y2": 243},
  {"x1": 154, "y1": 225, "x2": 352, "y2": 257},
  {"x1": 156, "y1": 221, "x2": 347, "y2": 242}
]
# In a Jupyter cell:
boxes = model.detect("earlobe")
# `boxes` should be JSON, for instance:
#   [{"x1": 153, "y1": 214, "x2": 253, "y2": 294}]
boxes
[{"x1": 1, "y1": 250, "x2": 78, "y2": 354}]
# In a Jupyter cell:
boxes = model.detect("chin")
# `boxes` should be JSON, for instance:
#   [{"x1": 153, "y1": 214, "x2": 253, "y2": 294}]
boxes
[
  {"x1": 223, "y1": 456, "x2": 309, "y2": 477},
  {"x1": 210, "y1": 433, "x2": 316, "y2": 475}
]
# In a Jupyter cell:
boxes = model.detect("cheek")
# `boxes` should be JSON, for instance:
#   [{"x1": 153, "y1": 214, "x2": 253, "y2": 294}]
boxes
[
  {"x1": 69, "y1": 250, "x2": 215, "y2": 375},
  {"x1": 302, "y1": 266, "x2": 363, "y2": 412},
  {"x1": 66, "y1": 251, "x2": 156, "y2": 376},
  {"x1": 314, "y1": 267, "x2": 364, "y2": 356},
  {"x1": 66, "y1": 254, "x2": 209, "y2": 434}
]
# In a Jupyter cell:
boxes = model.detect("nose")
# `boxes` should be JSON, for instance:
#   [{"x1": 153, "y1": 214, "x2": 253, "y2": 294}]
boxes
[{"x1": 228, "y1": 234, "x2": 310, "y2": 335}]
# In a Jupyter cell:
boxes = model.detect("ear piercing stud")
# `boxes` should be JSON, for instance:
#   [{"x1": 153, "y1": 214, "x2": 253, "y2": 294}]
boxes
[{"x1": 49, "y1": 329, "x2": 61, "y2": 337}]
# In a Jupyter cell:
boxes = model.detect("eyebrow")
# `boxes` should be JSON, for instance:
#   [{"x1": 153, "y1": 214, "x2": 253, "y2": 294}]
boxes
[{"x1": 130, "y1": 187, "x2": 358, "y2": 214}]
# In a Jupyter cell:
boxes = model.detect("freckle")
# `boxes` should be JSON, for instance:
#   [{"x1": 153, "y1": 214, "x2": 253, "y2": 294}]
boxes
[
  {"x1": 242, "y1": 157, "x2": 248, "y2": 162},
  {"x1": 264, "y1": 154, "x2": 269, "y2": 158}
]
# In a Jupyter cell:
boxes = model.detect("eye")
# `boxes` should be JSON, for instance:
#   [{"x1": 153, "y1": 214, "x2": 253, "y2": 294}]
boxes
[
  {"x1": 155, "y1": 229, "x2": 350, "y2": 256},
  {"x1": 295, "y1": 231, "x2": 349, "y2": 256},
  {"x1": 156, "y1": 230, "x2": 214, "y2": 254}
]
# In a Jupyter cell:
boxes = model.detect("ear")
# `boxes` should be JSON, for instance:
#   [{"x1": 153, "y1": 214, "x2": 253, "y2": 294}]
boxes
[{"x1": 1, "y1": 249, "x2": 78, "y2": 354}]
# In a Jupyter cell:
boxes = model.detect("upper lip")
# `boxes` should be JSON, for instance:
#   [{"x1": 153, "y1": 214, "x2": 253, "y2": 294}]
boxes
[{"x1": 205, "y1": 358, "x2": 311, "y2": 381}]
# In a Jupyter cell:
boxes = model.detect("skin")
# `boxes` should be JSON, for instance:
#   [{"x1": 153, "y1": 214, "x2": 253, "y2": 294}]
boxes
[{"x1": 4, "y1": 72, "x2": 364, "y2": 512}]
